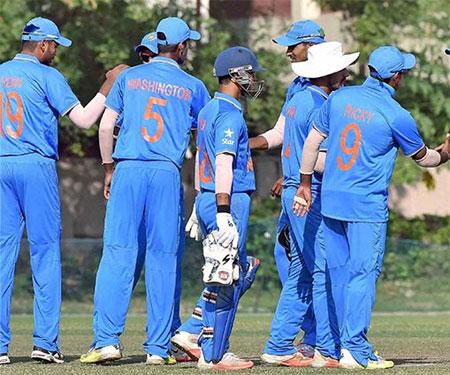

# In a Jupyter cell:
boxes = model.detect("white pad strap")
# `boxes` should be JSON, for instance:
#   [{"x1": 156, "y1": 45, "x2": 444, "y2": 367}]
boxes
[
  {"x1": 415, "y1": 147, "x2": 441, "y2": 167},
  {"x1": 68, "y1": 93, "x2": 106, "y2": 129},
  {"x1": 300, "y1": 128, "x2": 327, "y2": 174}
]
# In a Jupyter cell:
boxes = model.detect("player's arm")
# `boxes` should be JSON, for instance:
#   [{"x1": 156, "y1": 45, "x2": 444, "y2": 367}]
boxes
[
  {"x1": 249, "y1": 114, "x2": 285, "y2": 150},
  {"x1": 98, "y1": 107, "x2": 119, "y2": 199},
  {"x1": 215, "y1": 152, "x2": 239, "y2": 248},
  {"x1": 392, "y1": 112, "x2": 450, "y2": 167},
  {"x1": 68, "y1": 64, "x2": 128, "y2": 129}
]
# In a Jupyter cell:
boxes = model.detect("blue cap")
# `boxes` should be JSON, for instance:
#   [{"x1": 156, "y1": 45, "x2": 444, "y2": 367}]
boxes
[
  {"x1": 445, "y1": 48, "x2": 450, "y2": 55},
  {"x1": 368, "y1": 46, "x2": 416, "y2": 79},
  {"x1": 21, "y1": 17, "x2": 72, "y2": 47},
  {"x1": 213, "y1": 46, "x2": 263, "y2": 77},
  {"x1": 273, "y1": 20, "x2": 325, "y2": 46},
  {"x1": 156, "y1": 17, "x2": 201, "y2": 45},
  {"x1": 135, "y1": 32, "x2": 158, "y2": 55}
]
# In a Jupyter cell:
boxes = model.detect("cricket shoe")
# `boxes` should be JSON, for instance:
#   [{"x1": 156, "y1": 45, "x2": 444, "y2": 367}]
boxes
[
  {"x1": 0, "y1": 353, "x2": 10, "y2": 365},
  {"x1": 198, "y1": 352, "x2": 254, "y2": 370},
  {"x1": 80, "y1": 344, "x2": 122, "y2": 364},
  {"x1": 297, "y1": 342, "x2": 315, "y2": 358},
  {"x1": 146, "y1": 354, "x2": 176, "y2": 365},
  {"x1": 339, "y1": 348, "x2": 394, "y2": 370},
  {"x1": 31, "y1": 346, "x2": 64, "y2": 364},
  {"x1": 310, "y1": 349, "x2": 339, "y2": 368},
  {"x1": 171, "y1": 346, "x2": 194, "y2": 362},
  {"x1": 171, "y1": 331, "x2": 201, "y2": 360},
  {"x1": 261, "y1": 351, "x2": 313, "y2": 367}
]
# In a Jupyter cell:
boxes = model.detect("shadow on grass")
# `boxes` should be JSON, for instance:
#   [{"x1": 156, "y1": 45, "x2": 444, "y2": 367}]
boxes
[{"x1": 395, "y1": 357, "x2": 450, "y2": 366}]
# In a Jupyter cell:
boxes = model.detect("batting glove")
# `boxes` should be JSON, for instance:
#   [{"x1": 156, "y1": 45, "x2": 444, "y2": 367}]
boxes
[
  {"x1": 215, "y1": 213, "x2": 239, "y2": 248},
  {"x1": 186, "y1": 205, "x2": 202, "y2": 241}
]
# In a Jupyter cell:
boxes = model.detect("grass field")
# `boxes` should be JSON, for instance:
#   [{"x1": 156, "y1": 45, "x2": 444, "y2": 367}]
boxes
[{"x1": 2, "y1": 313, "x2": 450, "y2": 374}]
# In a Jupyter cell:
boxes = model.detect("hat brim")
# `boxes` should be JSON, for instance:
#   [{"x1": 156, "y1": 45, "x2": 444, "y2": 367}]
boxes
[
  {"x1": 402, "y1": 52, "x2": 415, "y2": 70},
  {"x1": 189, "y1": 30, "x2": 201, "y2": 41},
  {"x1": 291, "y1": 52, "x2": 360, "y2": 78},
  {"x1": 55, "y1": 35, "x2": 72, "y2": 47},
  {"x1": 445, "y1": 48, "x2": 450, "y2": 55}
]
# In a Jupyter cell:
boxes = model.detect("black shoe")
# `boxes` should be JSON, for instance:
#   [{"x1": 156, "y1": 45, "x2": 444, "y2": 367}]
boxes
[{"x1": 31, "y1": 346, "x2": 64, "y2": 364}]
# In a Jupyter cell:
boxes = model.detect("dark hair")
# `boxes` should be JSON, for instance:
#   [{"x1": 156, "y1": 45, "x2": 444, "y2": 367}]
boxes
[
  {"x1": 369, "y1": 66, "x2": 391, "y2": 84},
  {"x1": 157, "y1": 32, "x2": 187, "y2": 53},
  {"x1": 21, "y1": 40, "x2": 40, "y2": 52},
  {"x1": 218, "y1": 75, "x2": 231, "y2": 85}
]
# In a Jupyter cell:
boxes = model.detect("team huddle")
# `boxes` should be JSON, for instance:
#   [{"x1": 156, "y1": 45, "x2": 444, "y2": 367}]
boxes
[{"x1": 0, "y1": 14, "x2": 449, "y2": 370}]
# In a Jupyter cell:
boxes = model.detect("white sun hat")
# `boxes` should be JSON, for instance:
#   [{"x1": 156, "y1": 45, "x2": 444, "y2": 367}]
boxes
[{"x1": 291, "y1": 41, "x2": 360, "y2": 78}]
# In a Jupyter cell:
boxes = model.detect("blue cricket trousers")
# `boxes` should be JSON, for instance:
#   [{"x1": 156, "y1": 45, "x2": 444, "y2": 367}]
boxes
[
  {"x1": 92, "y1": 160, "x2": 181, "y2": 357},
  {"x1": 0, "y1": 154, "x2": 62, "y2": 353}
]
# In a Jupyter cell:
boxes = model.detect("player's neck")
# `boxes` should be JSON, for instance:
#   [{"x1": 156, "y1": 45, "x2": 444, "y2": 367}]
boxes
[
  {"x1": 310, "y1": 77, "x2": 331, "y2": 94},
  {"x1": 219, "y1": 83, "x2": 240, "y2": 100}
]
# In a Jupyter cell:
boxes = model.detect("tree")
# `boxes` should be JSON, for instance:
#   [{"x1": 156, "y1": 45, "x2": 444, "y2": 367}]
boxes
[{"x1": 317, "y1": 0, "x2": 450, "y2": 185}]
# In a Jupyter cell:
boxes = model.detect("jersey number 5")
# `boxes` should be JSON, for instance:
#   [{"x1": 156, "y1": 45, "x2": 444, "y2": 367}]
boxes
[
  {"x1": 0, "y1": 92, "x2": 23, "y2": 139},
  {"x1": 337, "y1": 123, "x2": 361, "y2": 171},
  {"x1": 142, "y1": 97, "x2": 167, "y2": 143}
]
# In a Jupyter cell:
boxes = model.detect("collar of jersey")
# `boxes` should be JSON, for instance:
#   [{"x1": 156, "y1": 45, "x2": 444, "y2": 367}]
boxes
[
  {"x1": 307, "y1": 84, "x2": 328, "y2": 99},
  {"x1": 295, "y1": 75, "x2": 309, "y2": 87},
  {"x1": 214, "y1": 92, "x2": 242, "y2": 111},
  {"x1": 14, "y1": 53, "x2": 40, "y2": 64},
  {"x1": 150, "y1": 56, "x2": 180, "y2": 69},
  {"x1": 363, "y1": 76, "x2": 395, "y2": 97}
]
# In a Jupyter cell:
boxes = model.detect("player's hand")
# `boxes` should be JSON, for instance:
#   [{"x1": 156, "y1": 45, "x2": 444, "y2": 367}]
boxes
[
  {"x1": 271, "y1": 177, "x2": 284, "y2": 198},
  {"x1": 292, "y1": 184, "x2": 311, "y2": 216},
  {"x1": 103, "y1": 162, "x2": 115, "y2": 200},
  {"x1": 105, "y1": 64, "x2": 129, "y2": 80},
  {"x1": 215, "y1": 213, "x2": 239, "y2": 248},
  {"x1": 186, "y1": 205, "x2": 202, "y2": 241}
]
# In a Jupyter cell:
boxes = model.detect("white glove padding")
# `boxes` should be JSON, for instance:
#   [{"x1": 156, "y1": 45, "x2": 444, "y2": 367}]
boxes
[
  {"x1": 186, "y1": 205, "x2": 202, "y2": 241},
  {"x1": 202, "y1": 231, "x2": 239, "y2": 286},
  {"x1": 215, "y1": 212, "x2": 239, "y2": 248}
]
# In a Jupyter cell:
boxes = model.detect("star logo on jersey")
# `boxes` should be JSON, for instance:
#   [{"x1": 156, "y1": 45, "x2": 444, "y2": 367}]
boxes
[{"x1": 224, "y1": 128, "x2": 234, "y2": 138}]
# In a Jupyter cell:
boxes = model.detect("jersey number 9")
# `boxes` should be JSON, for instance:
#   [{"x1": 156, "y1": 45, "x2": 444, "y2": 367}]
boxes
[
  {"x1": 337, "y1": 123, "x2": 361, "y2": 171},
  {"x1": 142, "y1": 96, "x2": 167, "y2": 143},
  {"x1": 0, "y1": 92, "x2": 24, "y2": 139}
]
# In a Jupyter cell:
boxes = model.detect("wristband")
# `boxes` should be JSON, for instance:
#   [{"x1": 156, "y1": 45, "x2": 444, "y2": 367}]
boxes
[{"x1": 217, "y1": 205, "x2": 231, "y2": 213}]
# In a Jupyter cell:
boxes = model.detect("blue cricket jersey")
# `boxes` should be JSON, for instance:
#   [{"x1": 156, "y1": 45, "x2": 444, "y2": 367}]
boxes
[
  {"x1": 106, "y1": 56, "x2": 210, "y2": 167},
  {"x1": 197, "y1": 92, "x2": 255, "y2": 194},
  {"x1": 314, "y1": 76, "x2": 425, "y2": 222},
  {"x1": 281, "y1": 76, "x2": 309, "y2": 116},
  {"x1": 0, "y1": 54, "x2": 79, "y2": 159},
  {"x1": 282, "y1": 83, "x2": 328, "y2": 191}
]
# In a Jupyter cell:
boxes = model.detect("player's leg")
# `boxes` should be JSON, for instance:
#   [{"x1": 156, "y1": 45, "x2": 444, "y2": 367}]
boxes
[
  {"x1": 0, "y1": 159, "x2": 25, "y2": 360},
  {"x1": 88, "y1": 162, "x2": 146, "y2": 355},
  {"x1": 143, "y1": 164, "x2": 180, "y2": 364},
  {"x1": 17, "y1": 156, "x2": 63, "y2": 361},
  {"x1": 262, "y1": 186, "x2": 313, "y2": 366},
  {"x1": 341, "y1": 221, "x2": 390, "y2": 368},
  {"x1": 197, "y1": 192, "x2": 253, "y2": 369},
  {"x1": 275, "y1": 208, "x2": 316, "y2": 354},
  {"x1": 133, "y1": 218, "x2": 146, "y2": 289}
]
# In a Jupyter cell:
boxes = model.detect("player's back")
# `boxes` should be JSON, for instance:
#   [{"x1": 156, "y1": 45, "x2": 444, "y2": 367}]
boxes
[
  {"x1": 197, "y1": 92, "x2": 255, "y2": 194},
  {"x1": 282, "y1": 85, "x2": 327, "y2": 190},
  {"x1": 0, "y1": 54, "x2": 78, "y2": 159},
  {"x1": 318, "y1": 77, "x2": 423, "y2": 222},
  {"x1": 110, "y1": 56, "x2": 209, "y2": 168}
]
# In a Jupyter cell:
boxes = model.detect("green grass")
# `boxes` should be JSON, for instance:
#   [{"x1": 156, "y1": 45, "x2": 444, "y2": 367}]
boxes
[{"x1": 2, "y1": 313, "x2": 450, "y2": 374}]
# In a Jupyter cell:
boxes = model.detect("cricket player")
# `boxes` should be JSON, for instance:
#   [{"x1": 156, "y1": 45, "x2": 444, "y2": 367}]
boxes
[
  {"x1": 249, "y1": 21, "x2": 326, "y2": 355},
  {"x1": 261, "y1": 41, "x2": 359, "y2": 368},
  {"x1": 0, "y1": 17, "x2": 124, "y2": 365},
  {"x1": 179, "y1": 46, "x2": 264, "y2": 370},
  {"x1": 295, "y1": 45, "x2": 450, "y2": 369},
  {"x1": 80, "y1": 17, "x2": 210, "y2": 365}
]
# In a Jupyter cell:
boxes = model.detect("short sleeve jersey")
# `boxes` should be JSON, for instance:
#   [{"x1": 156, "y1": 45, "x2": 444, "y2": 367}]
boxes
[
  {"x1": 197, "y1": 92, "x2": 255, "y2": 194},
  {"x1": 106, "y1": 56, "x2": 210, "y2": 167},
  {"x1": 313, "y1": 76, "x2": 425, "y2": 222},
  {"x1": 0, "y1": 54, "x2": 79, "y2": 159},
  {"x1": 282, "y1": 84, "x2": 328, "y2": 191}
]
